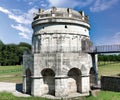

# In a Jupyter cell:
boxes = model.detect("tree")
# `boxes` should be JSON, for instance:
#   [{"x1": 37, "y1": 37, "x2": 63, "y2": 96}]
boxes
[
  {"x1": 0, "y1": 41, "x2": 31, "y2": 66},
  {"x1": 0, "y1": 40, "x2": 4, "y2": 65}
]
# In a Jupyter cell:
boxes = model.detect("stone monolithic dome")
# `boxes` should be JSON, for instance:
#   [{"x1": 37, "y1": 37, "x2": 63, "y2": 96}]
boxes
[
  {"x1": 32, "y1": 7, "x2": 92, "y2": 53},
  {"x1": 23, "y1": 7, "x2": 96, "y2": 98}
]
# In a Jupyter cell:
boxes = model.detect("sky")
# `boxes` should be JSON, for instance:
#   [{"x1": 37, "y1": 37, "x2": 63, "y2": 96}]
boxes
[{"x1": 0, "y1": 0, "x2": 120, "y2": 46}]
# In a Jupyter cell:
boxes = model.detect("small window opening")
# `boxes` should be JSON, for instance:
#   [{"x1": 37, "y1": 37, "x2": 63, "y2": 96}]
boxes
[{"x1": 65, "y1": 25, "x2": 67, "y2": 28}]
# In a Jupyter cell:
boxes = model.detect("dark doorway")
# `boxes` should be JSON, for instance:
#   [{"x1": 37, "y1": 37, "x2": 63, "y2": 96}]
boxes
[
  {"x1": 90, "y1": 67, "x2": 96, "y2": 88},
  {"x1": 41, "y1": 68, "x2": 55, "y2": 95},
  {"x1": 26, "y1": 68, "x2": 31, "y2": 94},
  {"x1": 68, "y1": 68, "x2": 82, "y2": 93}
]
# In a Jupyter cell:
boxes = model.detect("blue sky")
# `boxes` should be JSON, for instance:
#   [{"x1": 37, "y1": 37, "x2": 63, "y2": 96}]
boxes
[{"x1": 0, "y1": 0, "x2": 120, "y2": 46}]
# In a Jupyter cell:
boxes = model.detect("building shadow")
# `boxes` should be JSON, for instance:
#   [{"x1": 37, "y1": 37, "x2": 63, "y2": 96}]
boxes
[{"x1": 16, "y1": 83, "x2": 22, "y2": 92}]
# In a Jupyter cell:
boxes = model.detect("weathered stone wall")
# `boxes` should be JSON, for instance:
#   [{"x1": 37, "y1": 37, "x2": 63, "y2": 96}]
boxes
[
  {"x1": 23, "y1": 7, "x2": 97, "y2": 98},
  {"x1": 101, "y1": 76, "x2": 120, "y2": 92},
  {"x1": 33, "y1": 52, "x2": 92, "y2": 76}
]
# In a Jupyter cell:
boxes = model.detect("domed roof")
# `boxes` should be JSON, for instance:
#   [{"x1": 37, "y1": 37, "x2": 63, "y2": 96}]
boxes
[
  {"x1": 42, "y1": 7, "x2": 80, "y2": 16},
  {"x1": 33, "y1": 7, "x2": 89, "y2": 23}
]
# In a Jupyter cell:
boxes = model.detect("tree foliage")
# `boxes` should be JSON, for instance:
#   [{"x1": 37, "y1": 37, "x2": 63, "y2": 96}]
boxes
[
  {"x1": 0, "y1": 40, "x2": 31, "y2": 66},
  {"x1": 98, "y1": 54, "x2": 120, "y2": 62}
]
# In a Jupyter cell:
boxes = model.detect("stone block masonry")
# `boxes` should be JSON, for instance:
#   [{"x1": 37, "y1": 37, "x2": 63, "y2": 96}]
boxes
[{"x1": 23, "y1": 7, "x2": 98, "y2": 98}]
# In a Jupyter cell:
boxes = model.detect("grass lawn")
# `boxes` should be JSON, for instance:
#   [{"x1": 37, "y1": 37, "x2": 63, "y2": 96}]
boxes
[
  {"x1": 85, "y1": 91, "x2": 120, "y2": 100},
  {"x1": 0, "y1": 91, "x2": 119, "y2": 100},
  {"x1": 98, "y1": 62, "x2": 120, "y2": 78},
  {"x1": 0, "y1": 65, "x2": 22, "y2": 83},
  {"x1": 0, "y1": 92, "x2": 50, "y2": 100}
]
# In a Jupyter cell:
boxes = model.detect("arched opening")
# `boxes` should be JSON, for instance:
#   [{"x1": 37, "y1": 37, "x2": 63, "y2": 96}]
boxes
[
  {"x1": 26, "y1": 68, "x2": 31, "y2": 94},
  {"x1": 68, "y1": 68, "x2": 82, "y2": 93},
  {"x1": 41, "y1": 68, "x2": 55, "y2": 95},
  {"x1": 90, "y1": 67, "x2": 96, "y2": 88}
]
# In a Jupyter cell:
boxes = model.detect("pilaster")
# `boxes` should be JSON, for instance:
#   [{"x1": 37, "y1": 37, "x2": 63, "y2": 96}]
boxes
[
  {"x1": 91, "y1": 54, "x2": 98, "y2": 85},
  {"x1": 31, "y1": 76, "x2": 44, "y2": 96},
  {"x1": 22, "y1": 75, "x2": 27, "y2": 93},
  {"x1": 55, "y1": 76, "x2": 68, "y2": 97},
  {"x1": 81, "y1": 75, "x2": 90, "y2": 93}
]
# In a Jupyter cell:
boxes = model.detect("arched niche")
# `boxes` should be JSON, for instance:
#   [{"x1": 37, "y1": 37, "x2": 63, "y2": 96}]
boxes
[
  {"x1": 89, "y1": 67, "x2": 96, "y2": 88},
  {"x1": 26, "y1": 68, "x2": 31, "y2": 94},
  {"x1": 41, "y1": 68, "x2": 55, "y2": 95},
  {"x1": 68, "y1": 68, "x2": 82, "y2": 93}
]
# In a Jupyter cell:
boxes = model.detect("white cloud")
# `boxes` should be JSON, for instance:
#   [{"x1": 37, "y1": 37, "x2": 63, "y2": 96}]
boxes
[
  {"x1": 47, "y1": 0, "x2": 93, "y2": 8},
  {"x1": 0, "y1": 6, "x2": 37, "y2": 39},
  {"x1": 9, "y1": 14, "x2": 31, "y2": 25},
  {"x1": 90, "y1": 0, "x2": 118, "y2": 12},
  {"x1": 11, "y1": 24, "x2": 32, "y2": 39},
  {"x1": 0, "y1": 7, "x2": 11, "y2": 14},
  {"x1": 11, "y1": 24, "x2": 32, "y2": 33},
  {"x1": 113, "y1": 32, "x2": 120, "y2": 38},
  {"x1": 28, "y1": 2, "x2": 33, "y2": 5},
  {"x1": 41, "y1": 3, "x2": 48, "y2": 8},
  {"x1": 0, "y1": 6, "x2": 11, "y2": 14},
  {"x1": 0, "y1": 6, "x2": 37, "y2": 25},
  {"x1": 24, "y1": 7, "x2": 38, "y2": 23},
  {"x1": 19, "y1": 32, "x2": 30, "y2": 39}
]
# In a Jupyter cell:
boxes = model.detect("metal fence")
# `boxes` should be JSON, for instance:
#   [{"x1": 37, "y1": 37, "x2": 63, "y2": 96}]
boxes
[{"x1": 95, "y1": 44, "x2": 120, "y2": 53}]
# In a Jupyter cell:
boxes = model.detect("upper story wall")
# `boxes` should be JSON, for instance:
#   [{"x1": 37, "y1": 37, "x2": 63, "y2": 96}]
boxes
[
  {"x1": 32, "y1": 7, "x2": 90, "y2": 36},
  {"x1": 31, "y1": 7, "x2": 92, "y2": 53},
  {"x1": 33, "y1": 23, "x2": 89, "y2": 36}
]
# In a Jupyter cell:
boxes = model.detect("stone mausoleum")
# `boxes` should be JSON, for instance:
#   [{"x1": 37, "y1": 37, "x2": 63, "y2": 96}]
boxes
[{"x1": 23, "y1": 7, "x2": 98, "y2": 98}]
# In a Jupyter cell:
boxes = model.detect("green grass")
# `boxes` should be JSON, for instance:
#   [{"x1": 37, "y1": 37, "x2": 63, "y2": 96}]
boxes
[
  {"x1": 84, "y1": 91, "x2": 120, "y2": 100},
  {"x1": 98, "y1": 62, "x2": 120, "y2": 78},
  {"x1": 0, "y1": 91, "x2": 119, "y2": 100},
  {"x1": 0, "y1": 92, "x2": 51, "y2": 100},
  {"x1": 0, "y1": 65, "x2": 22, "y2": 83}
]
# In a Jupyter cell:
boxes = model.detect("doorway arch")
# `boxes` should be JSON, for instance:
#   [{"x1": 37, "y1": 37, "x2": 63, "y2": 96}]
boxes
[
  {"x1": 26, "y1": 68, "x2": 31, "y2": 94},
  {"x1": 41, "y1": 68, "x2": 55, "y2": 95},
  {"x1": 68, "y1": 68, "x2": 82, "y2": 93},
  {"x1": 89, "y1": 67, "x2": 95, "y2": 87}
]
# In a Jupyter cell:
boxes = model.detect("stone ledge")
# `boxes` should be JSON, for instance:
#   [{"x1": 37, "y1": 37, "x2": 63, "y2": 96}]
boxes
[
  {"x1": 55, "y1": 76, "x2": 69, "y2": 79},
  {"x1": 31, "y1": 76, "x2": 43, "y2": 79}
]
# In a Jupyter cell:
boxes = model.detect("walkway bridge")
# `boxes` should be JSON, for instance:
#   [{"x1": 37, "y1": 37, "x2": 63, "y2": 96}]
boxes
[
  {"x1": 90, "y1": 44, "x2": 120, "y2": 54},
  {"x1": 87, "y1": 44, "x2": 120, "y2": 85}
]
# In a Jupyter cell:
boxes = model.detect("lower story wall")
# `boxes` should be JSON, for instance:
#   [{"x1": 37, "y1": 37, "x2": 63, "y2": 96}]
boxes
[{"x1": 101, "y1": 76, "x2": 120, "y2": 92}]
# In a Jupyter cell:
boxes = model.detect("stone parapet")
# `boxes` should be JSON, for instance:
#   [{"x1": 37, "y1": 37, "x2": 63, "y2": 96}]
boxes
[{"x1": 33, "y1": 7, "x2": 89, "y2": 23}]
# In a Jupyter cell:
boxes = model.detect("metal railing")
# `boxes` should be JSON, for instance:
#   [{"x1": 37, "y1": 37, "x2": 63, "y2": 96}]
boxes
[{"x1": 94, "y1": 44, "x2": 120, "y2": 53}]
